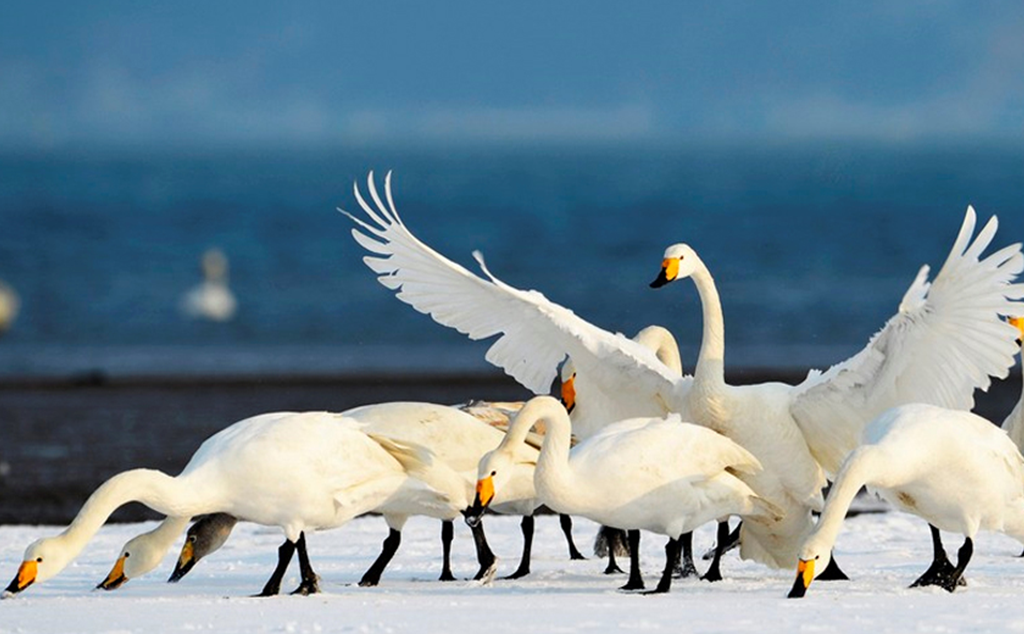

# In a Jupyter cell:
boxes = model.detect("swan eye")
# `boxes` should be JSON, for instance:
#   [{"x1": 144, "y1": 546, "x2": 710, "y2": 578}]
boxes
[
  {"x1": 490, "y1": 470, "x2": 496, "y2": 477},
  {"x1": 35, "y1": 557, "x2": 42, "y2": 563},
  {"x1": 124, "y1": 552, "x2": 130, "y2": 558},
  {"x1": 814, "y1": 555, "x2": 820, "y2": 560}
]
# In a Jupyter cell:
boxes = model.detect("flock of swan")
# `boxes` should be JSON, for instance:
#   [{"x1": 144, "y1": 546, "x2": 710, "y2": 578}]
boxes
[{"x1": 5, "y1": 171, "x2": 1024, "y2": 601}]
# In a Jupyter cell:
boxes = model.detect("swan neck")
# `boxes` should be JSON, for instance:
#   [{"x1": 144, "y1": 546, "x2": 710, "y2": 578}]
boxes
[
  {"x1": 634, "y1": 326, "x2": 683, "y2": 375},
  {"x1": 690, "y1": 259, "x2": 725, "y2": 387},
  {"x1": 56, "y1": 469, "x2": 198, "y2": 558},
  {"x1": 808, "y1": 449, "x2": 875, "y2": 555},
  {"x1": 509, "y1": 398, "x2": 575, "y2": 500}
]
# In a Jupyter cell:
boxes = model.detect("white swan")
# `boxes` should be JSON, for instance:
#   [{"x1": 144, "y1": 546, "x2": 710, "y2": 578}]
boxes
[
  {"x1": 345, "y1": 172, "x2": 1024, "y2": 569},
  {"x1": 1001, "y1": 316, "x2": 1024, "y2": 450},
  {"x1": 467, "y1": 395, "x2": 778, "y2": 593},
  {"x1": 788, "y1": 402, "x2": 1024, "y2": 597},
  {"x1": 96, "y1": 402, "x2": 567, "y2": 589},
  {"x1": 0, "y1": 279, "x2": 19, "y2": 335},
  {"x1": 3, "y1": 410, "x2": 457, "y2": 597},
  {"x1": 181, "y1": 248, "x2": 237, "y2": 322}
]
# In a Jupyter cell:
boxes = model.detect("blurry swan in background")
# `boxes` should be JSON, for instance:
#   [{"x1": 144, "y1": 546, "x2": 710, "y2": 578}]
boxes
[
  {"x1": 181, "y1": 248, "x2": 236, "y2": 322},
  {"x1": 0, "y1": 279, "x2": 19, "y2": 335}
]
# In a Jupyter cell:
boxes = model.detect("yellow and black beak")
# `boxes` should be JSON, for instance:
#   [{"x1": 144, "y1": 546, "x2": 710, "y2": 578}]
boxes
[
  {"x1": 560, "y1": 374, "x2": 577, "y2": 414},
  {"x1": 97, "y1": 555, "x2": 128, "y2": 591},
  {"x1": 464, "y1": 476, "x2": 495, "y2": 528},
  {"x1": 4, "y1": 560, "x2": 37, "y2": 596},
  {"x1": 168, "y1": 540, "x2": 196, "y2": 583},
  {"x1": 650, "y1": 258, "x2": 679, "y2": 289},
  {"x1": 787, "y1": 558, "x2": 815, "y2": 598},
  {"x1": 1010, "y1": 316, "x2": 1024, "y2": 345}
]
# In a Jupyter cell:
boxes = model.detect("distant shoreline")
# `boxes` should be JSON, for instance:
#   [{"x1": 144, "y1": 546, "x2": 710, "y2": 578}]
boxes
[{"x1": 1, "y1": 368, "x2": 1019, "y2": 526}]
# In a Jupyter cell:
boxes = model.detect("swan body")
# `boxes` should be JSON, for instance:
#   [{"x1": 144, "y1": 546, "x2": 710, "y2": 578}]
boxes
[
  {"x1": 98, "y1": 402, "x2": 545, "y2": 588},
  {"x1": 469, "y1": 396, "x2": 777, "y2": 592},
  {"x1": 562, "y1": 324, "x2": 683, "y2": 441},
  {"x1": 5, "y1": 410, "x2": 453, "y2": 595},
  {"x1": 346, "y1": 171, "x2": 1024, "y2": 569},
  {"x1": 1000, "y1": 316, "x2": 1024, "y2": 451},
  {"x1": 182, "y1": 248, "x2": 236, "y2": 322},
  {"x1": 789, "y1": 402, "x2": 1024, "y2": 596}
]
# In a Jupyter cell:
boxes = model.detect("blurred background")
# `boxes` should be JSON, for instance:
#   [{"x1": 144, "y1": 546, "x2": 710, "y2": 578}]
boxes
[{"x1": 1, "y1": 2, "x2": 1023, "y2": 522}]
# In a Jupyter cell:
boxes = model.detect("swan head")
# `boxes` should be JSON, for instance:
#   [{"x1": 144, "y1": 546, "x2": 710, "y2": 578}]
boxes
[
  {"x1": 1011, "y1": 316, "x2": 1024, "y2": 345},
  {"x1": 4, "y1": 538, "x2": 72, "y2": 596},
  {"x1": 559, "y1": 359, "x2": 577, "y2": 414},
  {"x1": 97, "y1": 531, "x2": 169, "y2": 591},
  {"x1": 465, "y1": 448, "x2": 519, "y2": 527},
  {"x1": 169, "y1": 513, "x2": 237, "y2": 582},
  {"x1": 787, "y1": 537, "x2": 834, "y2": 598},
  {"x1": 650, "y1": 244, "x2": 700, "y2": 289}
]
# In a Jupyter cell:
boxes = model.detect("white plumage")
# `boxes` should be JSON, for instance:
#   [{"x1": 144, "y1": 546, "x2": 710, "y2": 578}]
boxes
[
  {"x1": 790, "y1": 403, "x2": 1024, "y2": 596},
  {"x1": 471, "y1": 395, "x2": 777, "y2": 593},
  {"x1": 346, "y1": 171, "x2": 1024, "y2": 570},
  {"x1": 4, "y1": 411, "x2": 456, "y2": 597}
]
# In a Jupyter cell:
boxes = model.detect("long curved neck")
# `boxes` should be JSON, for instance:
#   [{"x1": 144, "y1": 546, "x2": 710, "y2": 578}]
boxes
[
  {"x1": 689, "y1": 256, "x2": 726, "y2": 389},
  {"x1": 806, "y1": 448, "x2": 876, "y2": 556},
  {"x1": 54, "y1": 469, "x2": 202, "y2": 561},
  {"x1": 633, "y1": 325, "x2": 684, "y2": 375},
  {"x1": 507, "y1": 398, "x2": 576, "y2": 505}
]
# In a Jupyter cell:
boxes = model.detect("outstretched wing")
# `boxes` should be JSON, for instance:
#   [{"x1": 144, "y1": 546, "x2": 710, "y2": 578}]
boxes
[
  {"x1": 343, "y1": 171, "x2": 680, "y2": 398},
  {"x1": 791, "y1": 206, "x2": 1024, "y2": 475}
]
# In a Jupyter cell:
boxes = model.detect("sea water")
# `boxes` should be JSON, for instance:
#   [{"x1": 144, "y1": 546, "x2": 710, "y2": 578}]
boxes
[{"x1": 1, "y1": 140, "x2": 1022, "y2": 379}]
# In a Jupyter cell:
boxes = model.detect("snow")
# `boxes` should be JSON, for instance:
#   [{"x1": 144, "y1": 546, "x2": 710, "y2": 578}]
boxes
[{"x1": 4, "y1": 511, "x2": 1024, "y2": 634}]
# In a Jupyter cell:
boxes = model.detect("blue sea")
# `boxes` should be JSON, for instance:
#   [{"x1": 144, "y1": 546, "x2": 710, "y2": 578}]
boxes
[{"x1": 1, "y1": 140, "x2": 1022, "y2": 379}]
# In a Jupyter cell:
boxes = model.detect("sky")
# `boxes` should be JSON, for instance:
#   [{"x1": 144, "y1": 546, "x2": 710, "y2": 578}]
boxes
[{"x1": 2, "y1": 1, "x2": 1023, "y2": 151}]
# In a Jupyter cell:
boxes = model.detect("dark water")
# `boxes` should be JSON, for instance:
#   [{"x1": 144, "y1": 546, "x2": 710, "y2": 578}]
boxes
[{"x1": 1, "y1": 141, "x2": 1022, "y2": 378}]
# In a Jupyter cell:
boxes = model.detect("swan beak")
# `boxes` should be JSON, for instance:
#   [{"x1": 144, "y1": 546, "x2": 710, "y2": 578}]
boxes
[
  {"x1": 650, "y1": 258, "x2": 679, "y2": 289},
  {"x1": 97, "y1": 555, "x2": 128, "y2": 591},
  {"x1": 788, "y1": 558, "x2": 815, "y2": 598},
  {"x1": 465, "y1": 476, "x2": 495, "y2": 527},
  {"x1": 169, "y1": 540, "x2": 196, "y2": 583},
  {"x1": 1010, "y1": 316, "x2": 1024, "y2": 344},
  {"x1": 560, "y1": 374, "x2": 576, "y2": 414},
  {"x1": 4, "y1": 560, "x2": 37, "y2": 596}
]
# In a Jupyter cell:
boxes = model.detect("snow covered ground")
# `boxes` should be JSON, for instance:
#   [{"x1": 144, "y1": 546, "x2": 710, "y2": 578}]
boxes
[{"x1": 4, "y1": 510, "x2": 1024, "y2": 634}]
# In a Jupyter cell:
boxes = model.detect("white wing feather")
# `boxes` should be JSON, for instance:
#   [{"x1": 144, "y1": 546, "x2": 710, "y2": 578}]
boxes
[
  {"x1": 791, "y1": 206, "x2": 1024, "y2": 474},
  {"x1": 343, "y1": 171, "x2": 680, "y2": 397}
]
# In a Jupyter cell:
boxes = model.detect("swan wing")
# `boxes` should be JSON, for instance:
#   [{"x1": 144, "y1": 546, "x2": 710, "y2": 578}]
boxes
[
  {"x1": 344, "y1": 171, "x2": 681, "y2": 397},
  {"x1": 791, "y1": 207, "x2": 1024, "y2": 475}
]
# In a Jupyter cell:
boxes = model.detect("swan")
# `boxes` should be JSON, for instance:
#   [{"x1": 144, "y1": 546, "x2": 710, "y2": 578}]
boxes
[
  {"x1": 97, "y1": 402, "x2": 575, "y2": 589},
  {"x1": 345, "y1": 171, "x2": 1024, "y2": 570},
  {"x1": 181, "y1": 248, "x2": 237, "y2": 322},
  {"x1": 0, "y1": 279, "x2": 19, "y2": 335},
  {"x1": 788, "y1": 402, "x2": 1024, "y2": 597},
  {"x1": 4, "y1": 410, "x2": 459, "y2": 597},
  {"x1": 1001, "y1": 316, "x2": 1024, "y2": 450},
  {"x1": 466, "y1": 395, "x2": 779, "y2": 593},
  {"x1": 561, "y1": 324, "x2": 719, "y2": 579}
]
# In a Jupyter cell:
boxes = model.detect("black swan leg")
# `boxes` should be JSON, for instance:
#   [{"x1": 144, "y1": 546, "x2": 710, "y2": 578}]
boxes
[
  {"x1": 560, "y1": 514, "x2": 587, "y2": 560},
  {"x1": 598, "y1": 526, "x2": 628, "y2": 575},
  {"x1": 505, "y1": 515, "x2": 534, "y2": 579},
  {"x1": 673, "y1": 531, "x2": 698, "y2": 578},
  {"x1": 439, "y1": 520, "x2": 456, "y2": 582},
  {"x1": 256, "y1": 538, "x2": 296, "y2": 597},
  {"x1": 619, "y1": 530, "x2": 645, "y2": 591},
  {"x1": 910, "y1": 524, "x2": 964, "y2": 589},
  {"x1": 359, "y1": 528, "x2": 401, "y2": 587},
  {"x1": 470, "y1": 518, "x2": 498, "y2": 581},
  {"x1": 290, "y1": 532, "x2": 321, "y2": 595},
  {"x1": 643, "y1": 537, "x2": 681, "y2": 595},
  {"x1": 701, "y1": 521, "x2": 730, "y2": 582}
]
